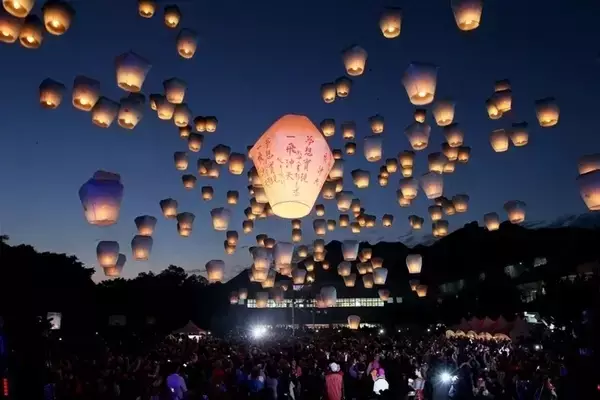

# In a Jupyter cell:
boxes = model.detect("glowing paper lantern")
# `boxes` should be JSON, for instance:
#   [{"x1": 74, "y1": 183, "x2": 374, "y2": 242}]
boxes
[
  {"x1": 577, "y1": 170, "x2": 600, "y2": 211},
  {"x1": 484, "y1": 212, "x2": 500, "y2": 231},
  {"x1": 364, "y1": 136, "x2": 383, "y2": 162},
  {"x1": 320, "y1": 286, "x2": 337, "y2": 307},
  {"x1": 292, "y1": 268, "x2": 307, "y2": 284},
  {"x1": 335, "y1": 76, "x2": 352, "y2": 97},
  {"x1": 398, "y1": 151, "x2": 415, "y2": 168},
  {"x1": 229, "y1": 292, "x2": 239, "y2": 304},
  {"x1": 321, "y1": 83, "x2": 336, "y2": 103},
  {"x1": 345, "y1": 142, "x2": 357, "y2": 155},
  {"x1": 490, "y1": 129, "x2": 509, "y2": 152},
  {"x1": 405, "y1": 122, "x2": 431, "y2": 150},
  {"x1": 138, "y1": 0, "x2": 155, "y2": 17},
  {"x1": 457, "y1": 146, "x2": 471, "y2": 163},
  {"x1": 350, "y1": 222, "x2": 360, "y2": 233},
  {"x1": 19, "y1": 14, "x2": 42, "y2": 48},
  {"x1": 402, "y1": 63, "x2": 438, "y2": 106},
  {"x1": 443, "y1": 123, "x2": 464, "y2": 147},
  {"x1": 578, "y1": 154, "x2": 600, "y2": 175},
  {"x1": 340, "y1": 240, "x2": 358, "y2": 261},
  {"x1": 226, "y1": 191, "x2": 239, "y2": 205},
  {"x1": 205, "y1": 260, "x2": 225, "y2": 283},
  {"x1": 409, "y1": 215, "x2": 424, "y2": 229},
  {"x1": 211, "y1": 207, "x2": 231, "y2": 231},
  {"x1": 115, "y1": 51, "x2": 151, "y2": 93},
  {"x1": 205, "y1": 116, "x2": 218, "y2": 132},
  {"x1": 174, "y1": 152, "x2": 188, "y2": 171},
  {"x1": 399, "y1": 177, "x2": 418, "y2": 199},
  {"x1": 492, "y1": 90, "x2": 512, "y2": 114},
  {"x1": 341, "y1": 121, "x2": 356, "y2": 140},
  {"x1": 378, "y1": 289, "x2": 390, "y2": 301},
  {"x1": 159, "y1": 198, "x2": 177, "y2": 219},
  {"x1": 78, "y1": 171, "x2": 124, "y2": 226},
  {"x1": 451, "y1": 0, "x2": 483, "y2": 31},
  {"x1": 173, "y1": 103, "x2": 191, "y2": 127},
  {"x1": 243, "y1": 220, "x2": 254, "y2": 233},
  {"x1": 433, "y1": 220, "x2": 449, "y2": 237},
  {"x1": 386, "y1": 158, "x2": 398, "y2": 173},
  {"x1": 314, "y1": 204, "x2": 325, "y2": 216},
  {"x1": 373, "y1": 268, "x2": 388, "y2": 285},
  {"x1": 181, "y1": 174, "x2": 197, "y2": 189},
  {"x1": 313, "y1": 219, "x2": 326, "y2": 236},
  {"x1": 368, "y1": 114, "x2": 385, "y2": 134},
  {"x1": 117, "y1": 96, "x2": 143, "y2": 129},
  {"x1": 163, "y1": 77, "x2": 186, "y2": 104},
  {"x1": 274, "y1": 241, "x2": 294, "y2": 265},
  {"x1": 428, "y1": 152, "x2": 447, "y2": 174},
  {"x1": 0, "y1": 11, "x2": 23, "y2": 43},
  {"x1": 336, "y1": 191, "x2": 353, "y2": 211},
  {"x1": 344, "y1": 273, "x2": 357, "y2": 287},
  {"x1": 320, "y1": 119, "x2": 336, "y2": 137},
  {"x1": 134, "y1": 215, "x2": 157, "y2": 236},
  {"x1": 444, "y1": 202, "x2": 456, "y2": 216},
  {"x1": 164, "y1": 4, "x2": 181, "y2": 28},
  {"x1": 535, "y1": 97, "x2": 559, "y2": 127},
  {"x1": 176, "y1": 28, "x2": 198, "y2": 59},
  {"x1": 442, "y1": 143, "x2": 458, "y2": 162},
  {"x1": 452, "y1": 194, "x2": 469, "y2": 212},
  {"x1": 510, "y1": 122, "x2": 529, "y2": 147},
  {"x1": 176, "y1": 212, "x2": 195, "y2": 237},
  {"x1": 362, "y1": 274, "x2": 374, "y2": 288},
  {"x1": 485, "y1": 98, "x2": 502, "y2": 120},
  {"x1": 39, "y1": 78, "x2": 65, "y2": 109},
  {"x1": 329, "y1": 159, "x2": 345, "y2": 180},
  {"x1": 416, "y1": 285, "x2": 428, "y2": 297},
  {"x1": 504, "y1": 201, "x2": 526, "y2": 224},
  {"x1": 131, "y1": 235, "x2": 152, "y2": 261},
  {"x1": 226, "y1": 230, "x2": 239, "y2": 246},
  {"x1": 249, "y1": 114, "x2": 334, "y2": 219},
  {"x1": 432, "y1": 100, "x2": 455, "y2": 126},
  {"x1": 104, "y1": 253, "x2": 126, "y2": 277},
  {"x1": 342, "y1": 45, "x2": 367, "y2": 76},
  {"x1": 97, "y1": 241, "x2": 120, "y2": 268},
  {"x1": 3, "y1": 0, "x2": 34, "y2": 17},
  {"x1": 421, "y1": 172, "x2": 443, "y2": 199},
  {"x1": 42, "y1": 0, "x2": 74, "y2": 35},
  {"x1": 405, "y1": 254, "x2": 422, "y2": 274},
  {"x1": 428, "y1": 205, "x2": 443, "y2": 221},
  {"x1": 352, "y1": 169, "x2": 370, "y2": 188},
  {"x1": 379, "y1": 7, "x2": 402, "y2": 38}
]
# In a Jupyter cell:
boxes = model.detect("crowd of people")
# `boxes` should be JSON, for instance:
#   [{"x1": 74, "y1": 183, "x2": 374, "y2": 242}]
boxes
[{"x1": 40, "y1": 322, "x2": 595, "y2": 400}]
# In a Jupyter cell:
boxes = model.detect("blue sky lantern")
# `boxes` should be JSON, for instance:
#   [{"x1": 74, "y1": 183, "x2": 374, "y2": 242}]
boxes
[
  {"x1": 115, "y1": 51, "x2": 151, "y2": 93},
  {"x1": 78, "y1": 171, "x2": 124, "y2": 226}
]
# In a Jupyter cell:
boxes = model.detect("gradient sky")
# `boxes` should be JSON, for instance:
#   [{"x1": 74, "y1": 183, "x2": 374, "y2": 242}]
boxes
[{"x1": 1, "y1": 0, "x2": 599, "y2": 282}]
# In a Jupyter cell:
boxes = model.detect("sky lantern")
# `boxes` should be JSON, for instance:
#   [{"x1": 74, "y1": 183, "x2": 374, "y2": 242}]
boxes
[
  {"x1": 406, "y1": 254, "x2": 422, "y2": 274},
  {"x1": 342, "y1": 45, "x2": 367, "y2": 76},
  {"x1": 194, "y1": 116, "x2": 207, "y2": 132},
  {"x1": 428, "y1": 152, "x2": 447, "y2": 173},
  {"x1": 577, "y1": 170, "x2": 600, "y2": 211},
  {"x1": 320, "y1": 286, "x2": 337, "y2": 307},
  {"x1": 378, "y1": 174, "x2": 388, "y2": 187},
  {"x1": 327, "y1": 219, "x2": 336, "y2": 230},
  {"x1": 228, "y1": 153, "x2": 246, "y2": 175},
  {"x1": 131, "y1": 235, "x2": 152, "y2": 261},
  {"x1": 433, "y1": 220, "x2": 449, "y2": 237},
  {"x1": 313, "y1": 219, "x2": 326, "y2": 236},
  {"x1": 385, "y1": 158, "x2": 398, "y2": 173},
  {"x1": 364, "y1": 136, "x2": 383, "y2": 162},
  {"x1": 249, "y1": 114, "x2": 334, "y2": 219},
  {"x1": 409, "y1": 215, "x2": 424, "y2": 230},
  {"x1": 156, "y1": 97, "x2": 174, "y2": 120},
  {"x1": 96, "y1": 241, "x2": 120, "y2": 268},
  {"x1": 314, "y1": 251, "x2": 326, "y2": 262},
  {"x1": 338, "y1": 261, "x2": 352, "y2": 277},
  {"x1": 339, "y1": 214, "x2": 350, "y2": 227},
  {"x1": 0, "y1": 10, "x2": 23, "y2": 43},
  {"x1": 452, "y1": 194, "x2": 470, "y2": 212},
  {"x1": 504, "y1": 200, "x2": 526, "y2": 224},
  {"x1": 117, "y1": 96, "x2": 143, "y2": 129},
  {"x1": 79, "y1": 171, "x2": 124, "y2": 226},
  {"x1": 321, "y1": 181, "x2": 336, "y2": 199},
  {"x1": 378, "y1": 289, "x2": 390, "y2": 301},
  {"x1": 290, "y1": 228, "x2": 301, "y2": 242},
  {"x1": 416, "y1": 285, "x2": 428, "y2": 297},
  {"x1": 205, "y1": 116, "x2": 218, "y2": 132},
  {"x1": 163, "y1": 77, "x2": 186, "y2": 104},
  {"x1": 443, "y1": 161, "x2": 456, "y2": 174},
  {"x1": 350, "y1": 222, "x2": 361, "y2": 233},
  {"x1": 336, "y1": 191, "x2": 353, "y2": 211},
  {"x1": 138, "y1": 0, "x2": 155, "y2": 17},
  {"x1": 341, "y1": 121, "x2": 356, "y2": 140},
  {"x1": 451, "y1": 0, "x2": 483, "y2": 31},
  {"x1": 104, "y1": 253, "x2": 126, "y2": 278},
  {"x1": 163, "y1": 4, "x2": 181, "y2": 28},
  {"x1": 362, "y1": 274, "x2": 374, "y2": 288},
  {"x1": 321, "y1": 82, "x2": 336, "y2": 103},
  {"x1": 405, "y1": 122, "x2": 431, "y2": 150},
  {"x1": 42, "y1": 0, "x2": 74, "y2": 36},
  {"x1": 371, "y1": 257, "x2": 382, "y2": 269},
  {"x1": 252, "y1": 267, "x2": 268, "y2": 283},
  {"x1": 396, "y1": 191, "x2": 412, "y2": 207},
  {"x1": 3, "y1": 0, "x2": 34, "y2": 17},
  {"x1": 441, "y1": 143, "x2": 458, "y2": 162},
  {"x1": 264, "y1": 237, "x2": 276, "y2": 249},
  {"x1": 444, "y1": 202, "x2": 456, "y2": 216},
  {"x1": 335, "y1": 76, "x2": 352, "y2": 97},
  {"x1": 254, "y1": 187, "x2": 269, "y2": 204},
  {"x1": 484, "y1": 212, "x2": 500, "y2": 231},
  {"x1": 368, "y1": 115, "x2": 384, "y2": 134},
  {"x1": 238, "y1": 288, "x2": 248, "y2": 300},
  {"x1": 297, "y1": 245, "x2": 308, "y2": 258},
  {"x1": 457, "y1": 146, "x2": 471, "y2": 163},
  {"x1": 352, "y1": 169, "x2": 370, "y2": 188},
  {"x1": 535, "y1": 97, "x2": 559, "y2": 127},
  {"x1": 344, "y1": 273, "x2": 357, "y2": 286},
  {"x1": 315, "y1": 204, "x2": 325, "y2": 216},
  {"x1": 432, "y1": 100, "x2": 455, "y2": 126},
  {"x1": 212, "y1": 144, "x2": 231, "y2": 165},
  {"x1": 201, "y1": 186, "x2": 214, "y2": 201},
  {"x1": 19, "y1": 15, "x2": 42, "y2": 48},
  {"x1": 159, "y1": 198, "x2": 177, "y2": 219},
  {"x1": 39, "y1": 78, "x2": 65, "y2": 109},
  {"x1": 134, "y1": 215, "x2": 157, "y2": 236},
  {"x1": 71, "y1": 76, "x2": 100, "y2": 111},
  {"x1": 176, "y1": 212, "x2": 195, "y2": 236},
  {"x1": 344, "y1": 142, "x2": 357, "y2": 155},
  {"x1": 210, "y1": 207, "x2": 231, "y2": 231},
  {"x1": 578, "y1": 154, "x2": 600, "y2": 175},
  {"x1": 421, "y1": 172, "x2": 444, "y2": 199},
  {"x1": 243, "y1": 220, "x2": 254, "y2": 233},
  {"x1": 428, "y1": 205, "x2": 443, "y2": 221},
  {"x1": 205, "y1": 260, "x2": 225, "y2": 283},
  {"x1": 342, "y1": 240, "x2": 359, "y2": 261},
  {"x1": 492, "y1": 89, "x2": 512, "y2": 113},
  {"x1": 329, "y1": 159, "x2": 344, "y2": 179},
  {"x1": 490, "y1": 129, "x2": 509, "y2": 152},
  {"x1": 332, "y1": 149, "x2": 343, "y2": 159},
  {"x1": 321, "y1": 260, "x2": 330, "y2": 270},
  {"x1": 176, "y1": 28, "x2": 198, "y2": 59},
  {"x1": 398, "y1": 150, "x2": 415, "y2": 168},
  {"x1": 274, "y1": 241, "x2": 294, "y2": 265},
  {"x1": 443, "y1": 123, "x2": 464, "y2": 147},
  {"x1": 379, "y1": 7, "x2": 402, "y2": 38},
  {"x1": 148, "y1": 93, "x2": 161, "y2": 110},
  {"x1": 510, "y1": 122, "x2": 529, "y2": 147},
  {"x1": 187, "y1": 133, "x2": 203, "y2": 152},
  {"x1": 173, "y1": 103, "x2": 191, "y2": 127},
  {"x1": 347, "y1": 315, "x2": 361, "y2": 329},
  {"x1": 399, "y1": 177, "x2": 418, "y2": 199},
  {"x1": 320, "y1": 119, "x2": 335, "y2": 137},
  {"x1": 291, "y1": 219, "x2": 301, "y2": 229},
  {"x1": 485, "y1": 98, "x2": 502, "y2": 120},
  {"x1": 173, "y1": 152, "x2": 188, "y2": 171},
  {"x1": 292, "y1": 268, "x2": 306, "y2": 285},
  {"x1": 402, "y1": 63, "x2": 438, "y2": 105},
  {"x1": 373, "y1": 268, "x2": 388, "y2": 285},
  {"x1": 115, "y1": 51, "x2": 151, "y2": 93},
  {"x1": 182, "y1": 173, "x2": 197, "y2": 188}
]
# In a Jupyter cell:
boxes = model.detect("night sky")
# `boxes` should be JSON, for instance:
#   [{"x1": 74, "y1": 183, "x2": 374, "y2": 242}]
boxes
[{"x1": 1, "y1": 0, "x2": 599, "y2": 281}]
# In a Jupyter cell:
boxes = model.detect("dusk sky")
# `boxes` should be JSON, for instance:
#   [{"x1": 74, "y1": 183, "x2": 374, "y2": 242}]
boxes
[{"x1": 1, "y1": 0, "x2": 599, "y2": 282}]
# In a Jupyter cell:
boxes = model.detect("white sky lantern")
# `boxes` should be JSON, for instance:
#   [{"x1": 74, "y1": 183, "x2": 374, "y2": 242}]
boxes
[
  {"x1": 370, "y1": 257, "x2": 382, "y2": 269},
  {"x1": 504, "y1": 200, "x2": 526, "y2": 224},
  {"x1": 164, "y1": 4, "x2": 181, "y2": 28},
  {"x1": 442, "y1": 142, "x2": 459, "y2": 161},
  {"x1": 174, "y1": 152, "x2": 188, "y2": 171},
  {"x1": 212, "y1": 144, "x2": 231, "y2": 165},
  {"x1": 578, "y1": 154, "x2": 600, "y2": 175},
  {"x1": 315, "y1": 204, "x2": 325, "y2": 216},
  {"x1": 382, "y1": 214, "x2": 393, "y2": 227},
  {"x1": 211, "y1": 207, "x2": 231, "y2": 231},
  {"x1": 97, "y1": 241, "x2": 120, "y2": 268},
  {"x1": 292, "y1": 268, "x2": 307, "y2": 284},
  {"x1": 484, "y1": 212, "x2": 500, "y2": 231},
  {"x1": 433, "y1": 220, "x2": 449, "y2": 237},
  {"x1": 510, "y1": 122, "x2": 529, "y2": 147},
  {"x1": 42, "y1": 0, "x2": 74, "y2": 35},
  {"x1": 156, "y1": 96, "x2": 174, "y2": 120},
  {"x1": 362, "y1": 273, "x2": 374, "y2": 288},
  {"x1": 173, "y1": 103, "x2": 191, "y2": 127},
  {"x1": 176, "y1": 212, "x2": 195, "y2": 236},
  {"x1": 39, "y1": 78, "x2": 65, "y2": 109},
  {"x1": 79, "y1": 171, "x2": 123, "y2": 226},
  {"x1": 159, "y1": 198, "x2": 177, "y2": 219},
  {"x1": 134, "y1": 215, "x2": 157, "y2": 236},
  {"x1": 254, "y1": 187, "x2": 269, "y2": 204},
  {"x1": 243, "y1": 220, "x2": 254, "y2": 233},
  {"x1": 399, "y1": 177, "x2": 418, "y2": 199},
  {"x1": 378, "y1": 288, "x2": 390, "y2": 301},
  {"x1": 160, "y1": 78, "x2": 185, "y2": 106},
  {"x1": 72, "y1": 75, "x2": 100, "y2": 111},
  {"x1": 250, "y1": 198, "x2": 264, "y2": 215},
  {"x1": 421, "y1": 172, "x2": 444, "y2": 199},
  {"x1": 338, "y1": 261, "x2": 352, "y2": 277},
  {"x1": 412, "y1": 108, "x2": 426, "y2": 123},
  {"x1": 368, "y1": 114, "x2": 385, "y2": 134},
  {"x1": 297, "y1": 245, "x2": 308, "y2": 258},
  {"x1": 378, "y1": 174, "x2": 388, "y2": 187},
  {"x1": 227, "y1": 191, "x2": 239, "y2": 205},
  {"x1": 187, "y1": 133, "x2": 203, "y2": 152},
  {"x1": 428, "y1": 152, "x2": 447, "y2": 174},
  {"x1": 386, "y1": 158, "x2": 398, "y2": 173},
  {"x1": 490, "y1": 129, "x2": 509, "y2": 152},
  {"x1": 321, "y1": 82, "x2": 336, "y2": 103},
  {"x1": 104, "y1": 253, "x2": 126, "y2": 278},
  {"x1": 364, "y1": 136, "x2": 383, "y2": 162},
  {"x1": 443, "y1": 161, "x2": 456, "y2": 174},
  {"x1": 313, "y1": 219, "x2": 326, "y2": 236},
  {"x1": 350, "y1": 222, "x2": 361, "y2": 233},
  {"x1": 117, "y1": 96, "x2": 143, "y2": 130},
  {"x1": 3, "y1": 0, "x2": 34, "y2": 17},
  {"x1": 336, "y1": 191, "x2": 353, "y2": 211},
  {"x1": 329, "y1": 159, "x2": 345, "y2": 180},
  {"x1": 131, "y1": 235, "x2": 152, "y2": 261},
  {"x1": 485, "y1": 98, "x2": 502, "y2": 120},
  {"x1": 577, "y1": 170, "x2": 600, "y2": 211},
  {"x1": 443, "y1": 123, "x2": 464, "y2": 147},
  {"x1": 457, "y1": 146, "x2": 471, "y2": 163},
  {"x1": 451, "y1": 0, "x2": 483, "y2": 31},
  {"x1": 341, "y1": 121, "x2": 356, "y2": 141},
  {"x1": 342, "y1": 45, "x2": 367, "y2": 76},
  {"x1": 452, "y1": 194, "x2": 470, "y2": 212},
  {"x1": 265, "y1": 237, "x2": 276, "y2": 249},
  {"x1": 335, "y1": 76, "x2": 352, "y2": 97},
  {"x1": 226, "y1": 230, "x2": 239, "y2": 246},
  {"x1": 252, "y1": 267, "x2": 268, "y2": 283},
  {"x1": 201, "y1": 186, "x2": 214, "y2": 201},
  {"x1": 398, "y1": 150, "x2": 415, "y2": 168},
  {"x1": 0, "y1": 11, "x2": 23, "y2": 43},
  {"x1": 176, "y1": 28, "x2": 198, "y2": 59},
  {"x1": 332, "y1": 149, "x2": 343, "y2": 159},
  {"x1": 205, "y1": 116, "x2": 218, "y2": 132},
  {"x1": 228, "y1": 153, "x2": 245, "y2": 175},
  {"x1": 492, "y1": 89, "x2": 512, "y2": 113},
  {"x1": 252, "y1": 246, "x2": 271, "y2": 269},
  {"x1": 327, "y1": 219, "x2": 336, "y2": 231},
  {"x1": 194, "y1": 116, "x2": 207, "y2": 132},
  {"x1": 428, "y1": 205, "x2": 443, "y2": 221},
  {"x1": 402, "y1": 63, "x2": 438, "y2": 105},
  {"x1": 339, "y1": 214, "x2": 350, "y2": 227},
  {"x1": 432, "y1": 100, "x2": 455, "y2": 126},
  {"x1": 320, "y1": 119, "x2": 336, "y2": 137},
  {"x1": 347, "y1": 315, "x2": 361, "y2": 330},
  {"x1": 352, "y1": 169, "x2": 370, "y2": 188},
  {"x1": 416, "y1": 285, "x2": 428, "y2": 297},
  {"x1": 249, "y1": 114, "x2": 334, "y2": 219},
  {"x1": 379, "y1": 7, "x2": 402, "y2": 39},
  {"x1": 345, "y1": 142, "x2": 357, "y2": 155},
  {"x1": 291, "y1": 219, "x2": 301, "y2": 230},
  {"x1": 254, "y1": 291, "x2": 270, "y2": 308},
  {"x1": 181, "y1": 174, "x2": 196, "y2": 189},
  {"x1": 321, "y1": 181, "x2": 336, "y2": 200},
  {"x1": 409, "y1": 215, "x2": 424, "y2": 229},
  {"x1": 342, "y1": 240, "x2": 359, "y2": 261},
  {"x1": 19, "y1": 15, "x2": 42, "y2": 48},
  {"x1": 138, "y1": 0, "x2": 155, "y2": 17},
  {"x1": 274, "y1": 241, "x2": 294, "y2": 265},
  {"x1": 405, "y1": 122, "x2": 431, "y2": 150},
  {"x1": 444, "y1": 202, "x2": 456, "y2": 216},
  {"x1": 320, "y1": 286, "x2": 337, "y2": 307},
  {"x1": 495, "y1": 79, "x2": 511, "y2": 92},
  {"x1": 115, "y1": 51, "x2": 150, "y2": 93},
  {"x1": 205, "y1": 260, "x2": 225, "y2": 283},
  {"x1": 535, "y1": 97, "x2": 559, "y2": 127},
  {"x1": 397, "y1": 192, "x2": 412, "y2": 207},
  {"x1": 374, "y1": 268, "x2": 388, "y2": 285}
]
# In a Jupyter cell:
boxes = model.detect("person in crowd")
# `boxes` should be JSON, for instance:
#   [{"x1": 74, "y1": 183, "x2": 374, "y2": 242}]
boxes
[
  {"x1": 166, "y1": 363, "x2": 188, "y2": 400},
  {"x1": 371, "y1": 367, "x2": 389, "y2": 395},
  {"x1": 324, "y1": 362, "x2": 343, "y2": 400}
]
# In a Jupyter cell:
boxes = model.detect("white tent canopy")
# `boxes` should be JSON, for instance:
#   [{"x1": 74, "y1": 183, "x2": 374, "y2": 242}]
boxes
[{"x1": 172, "y1": 320, "x2": 207, "y2": 336}]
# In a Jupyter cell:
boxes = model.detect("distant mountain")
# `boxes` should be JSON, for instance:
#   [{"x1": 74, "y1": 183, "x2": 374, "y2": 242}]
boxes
[{"x1": 543, "y1": 213, "x2": 600, "y2": 230}]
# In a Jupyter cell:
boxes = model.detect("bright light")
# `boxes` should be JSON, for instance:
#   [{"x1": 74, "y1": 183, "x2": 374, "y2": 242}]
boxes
[
  {"x1": 252, "y1": 325, "x2": 267, "y2": 338},
  {"x1": 440, "y1": 372, "x2": 456, "y2": 384},
  {"x1": 379, "y1": 329, "x2": 385, "y2": 334}
]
